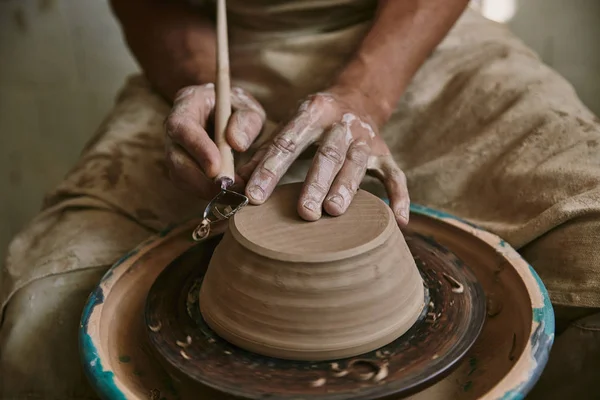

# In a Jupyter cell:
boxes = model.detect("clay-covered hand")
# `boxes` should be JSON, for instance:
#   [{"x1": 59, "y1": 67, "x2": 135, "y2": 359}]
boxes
[
  {"x1": 239, "y1": 89, "x2": 410, "y2": 226},
  {"x1": 165, "y1": 84, "x2": 266, "y2": 198}
]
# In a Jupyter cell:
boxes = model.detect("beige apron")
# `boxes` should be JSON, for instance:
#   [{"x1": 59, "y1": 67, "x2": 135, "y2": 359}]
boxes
[{"x1": 2, "y1": 1, "x2": 600, "y2": 398}]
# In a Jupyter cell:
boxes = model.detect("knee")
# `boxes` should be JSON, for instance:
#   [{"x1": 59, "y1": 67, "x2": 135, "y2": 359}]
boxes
[
  {"x1": 528, "y1": 310, "x2": 600, "y2": 399},
  {"x1": 0, "y1": 269, "x2": 105, "y2": 399}
]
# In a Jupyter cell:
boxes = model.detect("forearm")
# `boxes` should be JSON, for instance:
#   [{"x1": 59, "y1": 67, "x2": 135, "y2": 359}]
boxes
[
  {"x1": 331, "y1": 0, "x2": 469, "y2": 126},
  {"x1": 110, "y1": 0, "x2": 217, "y2": 101}
]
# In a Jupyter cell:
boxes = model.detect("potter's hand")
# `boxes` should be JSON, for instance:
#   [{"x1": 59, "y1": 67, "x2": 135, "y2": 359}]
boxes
[
  {"x1": 239, "y1": 89, "x2": 410, "y2": 226},
  {"x1": 165, "y1": 84, "x2": 266, "y2": 198}
]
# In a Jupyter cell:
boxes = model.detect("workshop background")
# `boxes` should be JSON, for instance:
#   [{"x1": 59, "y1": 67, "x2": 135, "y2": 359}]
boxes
[{"x1": 1, "y1": 0, "x2": 599, "y2": 264}]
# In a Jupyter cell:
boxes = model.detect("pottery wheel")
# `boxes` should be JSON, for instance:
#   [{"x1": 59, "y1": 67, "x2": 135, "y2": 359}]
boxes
[{"x1": 145, "y1": 228, "x2": 486, "y2": 399}]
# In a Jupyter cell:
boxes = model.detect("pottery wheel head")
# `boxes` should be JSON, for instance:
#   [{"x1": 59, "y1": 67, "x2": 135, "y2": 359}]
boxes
[
  {"x1": 229, "y1": 183, "x2": 396, "y2": 262},
  {"x1": 199, "y1": 183, "x2": 426, "y2": 361}
]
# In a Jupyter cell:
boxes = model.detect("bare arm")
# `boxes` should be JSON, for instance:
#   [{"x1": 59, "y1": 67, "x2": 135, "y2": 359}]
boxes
[
  {"x1": 244, "y1": 0, "x2": 469, "y2": 224},
  {"x1": 110, "y1": 0, "x2": 217, "y2": 101},
  {"x1": 331, "y1": 0, "x2": 470, "y2": 125}
]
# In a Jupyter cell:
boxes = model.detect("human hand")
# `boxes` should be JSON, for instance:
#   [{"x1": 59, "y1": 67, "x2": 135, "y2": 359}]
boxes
[
  {"x1": 165, "y1": 84, "x2": 266, "y2": 199},
  {"x1": 239, "y1": 88, "x2": 410, "y2": 226}
]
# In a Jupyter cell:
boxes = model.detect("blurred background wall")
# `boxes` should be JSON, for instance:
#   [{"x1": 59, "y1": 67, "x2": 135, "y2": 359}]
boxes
[{"x1": 1, "y1": 0, "x2": 599, "y2": 262}]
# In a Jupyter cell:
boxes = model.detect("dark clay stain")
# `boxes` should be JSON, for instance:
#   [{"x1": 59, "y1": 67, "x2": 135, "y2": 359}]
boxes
[
  {"x1": 135, "y1": 131, "x2": 160, "y2": 142},
  {"x1": 553, "y1": 110, "x2": 569, "y2": 118},
  {"x1": 81, "y1": 152, "x2": 114, "y2": 163},
  {"x1": 76, "y1": 173, "x2": 96, "y2": 189},
  {"x1": 481, "y1": 90, "x2": 525, "y2": 126},
  {"x1": 587, "y1": 140, "x2": 598, "y2": 148},
  {"x1": 576, "y1": 117, "x2": 595, "y2": 132},
  {"x1": 526, "y1": 116, "x2": 549, "y2": 137},
  {"x1": 103, "y1": 158, "x2": 123, "y2": 188},
  {"x1": 136, "y1": 208, "x2": 159, "y2": 221},
  {"x1": 125, "y1": 138, "x2": 163, "y2": 152}
]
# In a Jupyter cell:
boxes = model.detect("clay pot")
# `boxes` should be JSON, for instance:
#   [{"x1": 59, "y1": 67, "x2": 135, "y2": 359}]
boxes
[{"x1": 199, "y1": 183, "x2": 425, "y2": 361}]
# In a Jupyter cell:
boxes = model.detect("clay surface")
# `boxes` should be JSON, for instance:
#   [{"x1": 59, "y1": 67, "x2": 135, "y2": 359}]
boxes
[
  {"x1": 199, "y1": 183, "x2": 425, "y2": 360},
  {"x1": 230, "y1": 183, "x2": 396, "y2": 262}
]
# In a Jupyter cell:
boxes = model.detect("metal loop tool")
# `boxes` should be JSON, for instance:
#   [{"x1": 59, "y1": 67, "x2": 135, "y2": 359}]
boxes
[{"x1": 192, "y1": 187, "x2": 248, "y2": 241}]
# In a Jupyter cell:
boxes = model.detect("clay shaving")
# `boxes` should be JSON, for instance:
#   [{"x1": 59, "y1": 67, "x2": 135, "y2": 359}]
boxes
[
  {"x1": 176, "y1": 335, "x2": 192, "y2": 348},
  {"x1": 443, "y1": 273, "x2": 464, "y2": 294},
  {"x1": 347, "y1": 359, "x2": 385, "y2": 382},
  {"x1": 426, "y1": 312, "x2": 437, "y2": 324},
  {"x1": 373, "y1": 362, "x2": 389, "y2": 382},
  {"x1": 148, "y1": 322, "x2": 162, "y2": 332},
  {"x1": 310, "y1": 378, "x2": 326, "y2": 387}
]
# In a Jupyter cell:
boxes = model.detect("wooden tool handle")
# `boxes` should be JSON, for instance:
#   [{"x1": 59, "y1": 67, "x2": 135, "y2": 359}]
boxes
[{"x1": 215, "y1": 0, "x2": 234, "y2": 188}]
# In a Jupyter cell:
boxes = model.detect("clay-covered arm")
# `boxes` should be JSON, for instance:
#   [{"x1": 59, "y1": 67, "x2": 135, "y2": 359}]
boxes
[
  {"x1": 331, "y1": 0, "x2": 470, "y2": 126},
  {"x1": 242, "y1": 0, "x2": 469, "y2": 225},
  {"x1": 110, "y1": 0, "x2": 217, "y2": 101}
]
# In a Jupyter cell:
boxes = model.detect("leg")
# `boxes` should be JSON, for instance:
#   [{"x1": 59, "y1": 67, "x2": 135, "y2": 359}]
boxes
[{"x1": 0, "y1": 76, "x2": 202, "y2": 399}]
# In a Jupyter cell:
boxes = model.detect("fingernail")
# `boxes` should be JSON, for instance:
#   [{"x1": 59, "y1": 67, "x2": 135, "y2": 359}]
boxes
[
  {"x1": 303, "y1": 200, "x2": 318, "y2": 212},
  {"x1": 326, "y1": 195, "x2": 343, "y2": 208},
  {"x1": 237, "y1": 130, "x2": 250, "y2": 149},
  {"x1": 247, "y1": 186, "x2": 264, "y2": 202},
  {"x1": 396, "y1": 208, "x2": 409, "y2": 221}
]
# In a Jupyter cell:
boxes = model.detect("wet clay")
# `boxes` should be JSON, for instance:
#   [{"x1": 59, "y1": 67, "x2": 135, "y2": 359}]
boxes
[{"x1": 199, "y1": 183, "x2": 425, "y2": 360}]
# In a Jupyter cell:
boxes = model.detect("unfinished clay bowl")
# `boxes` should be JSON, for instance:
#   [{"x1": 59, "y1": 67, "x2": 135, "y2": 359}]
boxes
[{"x1": 199, "y1": 183, "x2": 425, "y2": 361}]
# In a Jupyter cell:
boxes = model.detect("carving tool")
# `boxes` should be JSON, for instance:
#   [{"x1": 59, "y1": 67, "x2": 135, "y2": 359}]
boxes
[{"x1": 193, "y1": 0, "x2": 248, "y2": 241}]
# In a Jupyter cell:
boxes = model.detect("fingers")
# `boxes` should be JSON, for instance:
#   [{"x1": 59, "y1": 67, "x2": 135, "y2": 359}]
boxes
[
  {"x1": 227, "y1": 87, "x2": 266, "y2": 152},
  {"x1": 245, "y1": 111, "x2": 322, "y2": 204},
  {"x1": 368, "y1": 155, "x2": 410, "y2": 226},
  {"x1": 237, "y1": 145, "x2": 268, "y2": 182},
  {"x1": 227, "y1": 109, "x2": 264, "y2": 152},
  {"x1": 323, "y1": 140, "x2": 370, "y2": 217},
  {"x1": 165, "y1": 85, "x2": 220, "y2": 178},
  {"x1": 298, "y1": 123, "x2": 351, "y2": 221},
  {"x1": 165, "y1": 140, "x2": 219, "y2": 199}
]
